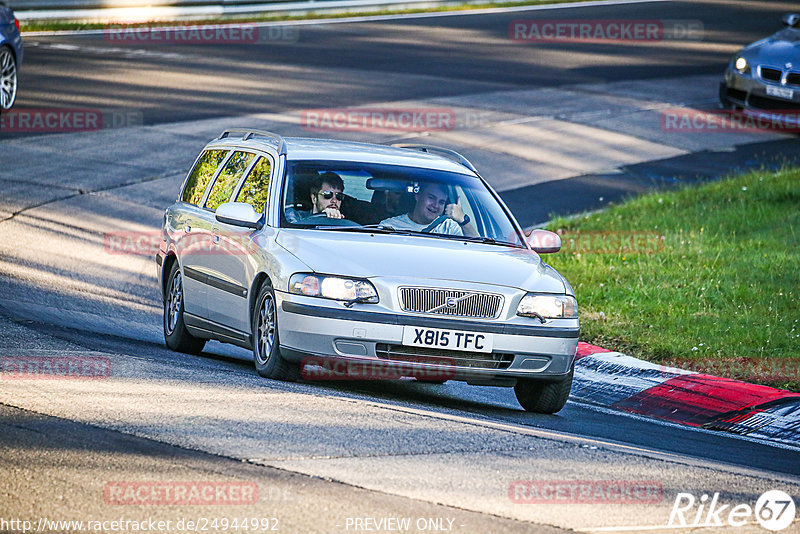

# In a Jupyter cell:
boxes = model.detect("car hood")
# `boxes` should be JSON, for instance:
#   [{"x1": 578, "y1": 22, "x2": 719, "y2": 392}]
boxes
[
  {"x1": 740, "y1": 28, "x2": 800, "y2": 65},
  {"x1": 276, "y1": 229, "x2": 567, "y2": 293}
]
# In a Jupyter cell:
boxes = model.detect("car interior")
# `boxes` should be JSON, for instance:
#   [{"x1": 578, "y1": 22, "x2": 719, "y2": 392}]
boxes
[{"x1": 285, "y1": 171, "x2": 419, "y2": 226}]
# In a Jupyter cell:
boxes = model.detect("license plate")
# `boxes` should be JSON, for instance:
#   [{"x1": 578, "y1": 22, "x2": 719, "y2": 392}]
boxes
[
  {"x1": 402, "y1": 326, "x2": 493, "y2": 353},
  {"x1": 766, "y1": 85, "x2": 794, "y2": 100}
]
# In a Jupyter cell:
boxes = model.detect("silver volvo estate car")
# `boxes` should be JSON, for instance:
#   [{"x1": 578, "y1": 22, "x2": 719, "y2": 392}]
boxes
[{"x1": 157, "y1": 130, "x2": 579, "y2": 413}]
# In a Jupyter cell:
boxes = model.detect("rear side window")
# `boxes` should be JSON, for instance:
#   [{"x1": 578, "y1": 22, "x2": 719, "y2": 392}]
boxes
[
  {"x1": 236, "y1": 156, "x2": 272, "y2": 213},
  {"x1": 181, "y1": 150, "x2": 227, "y2": 206},
  {"x1": 205, "y1": 151, "x2": 255, "y2": 211}
]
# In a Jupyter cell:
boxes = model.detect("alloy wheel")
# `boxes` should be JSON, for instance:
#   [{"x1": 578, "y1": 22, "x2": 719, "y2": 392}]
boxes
[
  {"x1": 0, "y1": 47, "x2": 17, "y2": 110},
  {"x1": 256, "y1": 293, "x2": 276, "y2": 365},
  {"x1": 166, "y1": 271, "x2": 183, "y2": 335}
]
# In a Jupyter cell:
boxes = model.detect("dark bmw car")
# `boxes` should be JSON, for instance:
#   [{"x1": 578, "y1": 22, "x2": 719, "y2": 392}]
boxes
[
  {"x1": 0, "y1": 0, "x2": 22, "y2": 110},
  {"x1": 720, "y1": 13, "x2": 800, "y2": 112}
]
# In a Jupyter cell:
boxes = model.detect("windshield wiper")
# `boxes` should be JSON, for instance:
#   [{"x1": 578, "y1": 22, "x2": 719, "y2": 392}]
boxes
[
  {"x1": 437, "y1": 234, "x2": 521, "y2": 247},
  {"x1": 315, "y1": 224, "x2": 405, "y2": 234},
  {"x1": 317, "y1": 225, "x2": 520, "y2": 247}
]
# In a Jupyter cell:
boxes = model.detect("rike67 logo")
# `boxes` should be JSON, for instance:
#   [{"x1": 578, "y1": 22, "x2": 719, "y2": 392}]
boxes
[{"x1": 669, "y1": 490, "x2": 796, "y2": 531}]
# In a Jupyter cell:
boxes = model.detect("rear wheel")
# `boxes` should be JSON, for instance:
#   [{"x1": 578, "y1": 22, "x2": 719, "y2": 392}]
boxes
[
  {"x1": 514, "y1": 367, "x2": 573, "y2": 414},
  {"x1": 163, "y1": 262, "x2": 206, "y2": 354},
  {"x1": 252, "y1": 282, "x2": 299, "y2": 381},
  {"x1": 0, "y1": 45, "x2": 17, "y2": 110}
]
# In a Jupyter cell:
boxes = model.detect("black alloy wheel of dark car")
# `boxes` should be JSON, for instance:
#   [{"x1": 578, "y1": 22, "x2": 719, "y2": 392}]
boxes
[
  {"x1": 253, "y1": 282, "x2": 299, "y2": 381},
  {"x1": 514, "y1": 366, "x2": 573, "y2": 414},
  {"x1": 163, "y1": 261, "x2": 206, "y2": 355}
]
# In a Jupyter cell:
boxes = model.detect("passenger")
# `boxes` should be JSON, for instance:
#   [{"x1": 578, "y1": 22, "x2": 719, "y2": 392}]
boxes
[
  {"x1": 379, "y1": 182, "x2": 477, "y2": 237},
  {"x1": 287, "y1": 172, "x2": 346, "y2": 222}
]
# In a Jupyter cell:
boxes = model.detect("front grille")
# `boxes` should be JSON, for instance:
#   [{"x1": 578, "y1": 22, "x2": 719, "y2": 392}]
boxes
[
  {"x1": 787, "y1": 72, "x2": 800, "y2": 86},
  {"x1": 375, "y1": 343, "x2": 514, "y2": 369},
  {"x1": 399, "y1": 287, "x2": 503, "y2": 319},
  {"x1": 760, "y1": 67, "x2": 782, "y2": 82},
  {"x1": 747, "y1": 94, "x2": 800, "y2": 111}
]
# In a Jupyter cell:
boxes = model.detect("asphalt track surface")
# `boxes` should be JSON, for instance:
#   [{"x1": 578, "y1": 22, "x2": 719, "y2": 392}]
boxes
[
  {"x1": 12, "y1": 0, "x2": 800, "y2": 125},
  {"x1": 1, "y1": 0, "x2": 800, "y2": 532}
]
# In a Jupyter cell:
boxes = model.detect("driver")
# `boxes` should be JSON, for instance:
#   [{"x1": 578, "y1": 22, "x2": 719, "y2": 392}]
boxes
[
  {"x1": 287, "y1": 172, "x2": 346, "y2": 222},
  {"x1": 379, "y1": 182, "x2": 477, "y2": 237}
]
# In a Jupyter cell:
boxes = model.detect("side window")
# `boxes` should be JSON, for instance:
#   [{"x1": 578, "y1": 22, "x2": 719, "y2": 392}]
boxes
[
  {"x1": 236, "y1": 156, "x2": 272, "y2": 213},
  {"x1": 204, "y1": 151, "x2": 255, "y2": 211},
  {"x1": 181, "y1": 149, "x2": 227, "y2": 206}
]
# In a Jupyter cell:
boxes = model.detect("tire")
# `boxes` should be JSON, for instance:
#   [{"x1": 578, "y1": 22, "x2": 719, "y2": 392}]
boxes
[
  {"x1": 514, "y1": 367, "x2": 573, "y2": 414},
  {"x1": 0, "y1": 45, "x2": 18, "y2": 110},
  {"x1": 163, "y1": 261, "x2": 206, "y2": 355},
  {"x1": 252, "y1": 282, "x2": 299, "y2": 381}
]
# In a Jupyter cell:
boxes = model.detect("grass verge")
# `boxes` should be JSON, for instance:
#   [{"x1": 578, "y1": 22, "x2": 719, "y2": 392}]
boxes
[
  {"x1": 544, "y1": 167, "x2": 800, "y2": 391},
  {"x1": 20, "y1": 0, "x2": 587, "y2": 32}
]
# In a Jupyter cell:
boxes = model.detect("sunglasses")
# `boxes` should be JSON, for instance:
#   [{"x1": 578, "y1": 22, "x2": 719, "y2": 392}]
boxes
[{"x1": 319, "y1": 190, "x2": 344, "y2": 200}]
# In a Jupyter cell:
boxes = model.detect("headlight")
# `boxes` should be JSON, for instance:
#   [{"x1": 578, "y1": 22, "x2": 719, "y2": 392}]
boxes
[
  {"x1": 734, "y1": 57, "x2": 749, "y2": 73},
  {"x1": 517, "y1": 294, "x2": 578, "y2": 320},
  {"x1": 289, "y1": 273, "x2": 378, "y2": 303}
]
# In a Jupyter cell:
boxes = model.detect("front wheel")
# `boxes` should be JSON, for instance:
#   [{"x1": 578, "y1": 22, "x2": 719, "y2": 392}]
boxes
[
  {"x1": 163, "y1": 262, "x2": 206, "y2": 354},
  {"x1": 514, "y1": 367, "x2": 573, "y2": 414},
  {"x1": 0, "y1": 45, "x2": 18, "y2": 110},
  {"x1": 252, "y1": 283, "x2": 299, "y2": 381}
]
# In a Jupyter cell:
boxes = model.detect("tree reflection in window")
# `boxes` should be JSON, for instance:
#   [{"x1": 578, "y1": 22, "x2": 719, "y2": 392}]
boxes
[
  {"x1": 236, "y1": 157, "x2": 272, "y2": 213},
  {"x1": 181, "y1": 150, "x2": 227, "y2": 206},
  {"x1": 205, "y1": 151, "x2": 255, "y2": 211}
]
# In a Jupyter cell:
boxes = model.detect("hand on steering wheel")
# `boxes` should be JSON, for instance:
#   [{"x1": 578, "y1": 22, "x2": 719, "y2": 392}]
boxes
[{"x1": 305, "y1": 208, "x2": 343, "y2": 219}]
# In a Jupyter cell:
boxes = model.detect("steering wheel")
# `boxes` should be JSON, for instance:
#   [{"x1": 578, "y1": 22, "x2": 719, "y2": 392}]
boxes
[{"x1": 301, "y1": 213, "x2": 359, "y2": 227}]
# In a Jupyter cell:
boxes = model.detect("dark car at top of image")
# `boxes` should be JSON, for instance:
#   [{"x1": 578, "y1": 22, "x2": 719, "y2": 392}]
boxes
[
  {"x1": 720, "y1": 13, "x2": 800, "y2": 113},
  {"x1": 0, "y1": 0, "x2": 22, "y2": 110}
]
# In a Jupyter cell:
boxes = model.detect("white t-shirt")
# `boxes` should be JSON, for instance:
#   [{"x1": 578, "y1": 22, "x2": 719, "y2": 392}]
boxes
[{"x1": 379, "y1": 213, "x2": 463, "y2": 236}]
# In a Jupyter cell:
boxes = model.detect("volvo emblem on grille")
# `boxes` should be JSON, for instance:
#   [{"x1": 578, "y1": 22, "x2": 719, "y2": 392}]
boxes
[{"x1": 426, "y1": 293, "x2": 476, "y2": 314}]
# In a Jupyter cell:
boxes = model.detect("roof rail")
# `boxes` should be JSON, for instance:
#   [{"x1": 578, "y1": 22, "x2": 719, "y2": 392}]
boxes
[
  {"x1": 218, "y1": 128, "x2": 287, "y2": 155},
  {"x1": 391, "y1": 144, "x2": 477, "y2": 173}
]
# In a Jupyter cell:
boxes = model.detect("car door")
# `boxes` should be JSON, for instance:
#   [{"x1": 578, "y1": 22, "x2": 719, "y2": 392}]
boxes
[
  {"x1": 208, "y1": 153, "x2": 275, "y2": 333},
  {"x1": 173, "y1": 148, "x2": 229, "y2": 319},
  {"x1": 194, "y1": 150, "x2": 258, "y2": 333}
]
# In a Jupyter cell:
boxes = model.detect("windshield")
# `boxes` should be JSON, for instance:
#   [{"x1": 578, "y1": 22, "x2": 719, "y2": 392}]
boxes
[{"x1": 280, "y1": 160, "x2": 526, "y2": 247}]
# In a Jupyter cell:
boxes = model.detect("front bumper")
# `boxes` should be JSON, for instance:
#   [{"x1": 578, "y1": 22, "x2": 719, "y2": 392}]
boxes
[
  {"x1": 276, "y1": 292, "x2": 579, "y2": 383},
  {"x1": 721, "y1": 69, "x2": 800, "y2": 111}
]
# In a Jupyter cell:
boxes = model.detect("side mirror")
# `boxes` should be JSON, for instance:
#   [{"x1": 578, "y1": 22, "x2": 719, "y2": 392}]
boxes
[
  {"x1": 782, "y1": 13, "x2": 800, "y2": 27},
  {"x1": 527, "y1": 229, "x2": 561, "y2": 254},
  {"x1": 215, "y1": 202, "x2": 263, "y2": 230}
]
